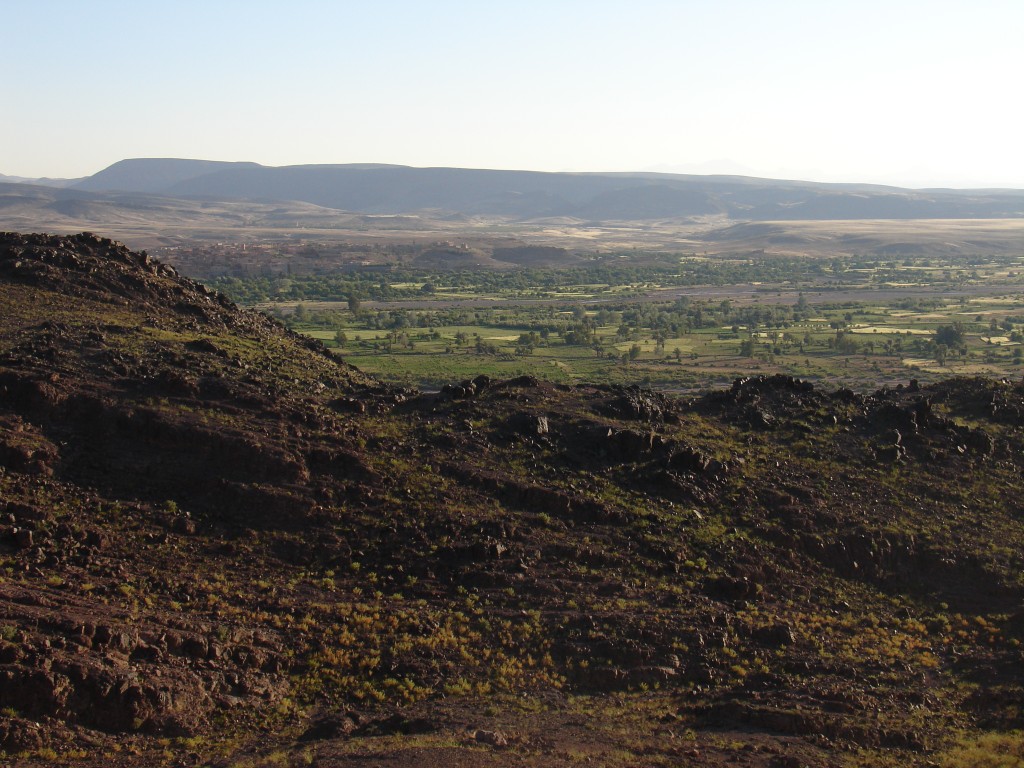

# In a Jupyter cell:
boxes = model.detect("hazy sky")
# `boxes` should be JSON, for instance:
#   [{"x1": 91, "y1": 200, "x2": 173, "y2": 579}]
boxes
[{"x1": 4, "y1": 0, "x2": 1024, "y2": 187}]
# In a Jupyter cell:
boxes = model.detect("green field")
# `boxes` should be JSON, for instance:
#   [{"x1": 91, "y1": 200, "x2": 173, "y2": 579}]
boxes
[
  {"x1": 214, "y1": 251, "x2": 1024, "y2": 391},
  {"x1": 289, "y1": 298, "x2": 1024, "y2": 392}
]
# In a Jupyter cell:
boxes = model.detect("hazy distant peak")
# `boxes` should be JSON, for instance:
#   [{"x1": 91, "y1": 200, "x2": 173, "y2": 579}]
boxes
[
  {"x1": 61, "y1": 157, "x2": 1024, "y2": 221},
  {"x1": 0, "y1": 172, "x2": 81, "y2": 188},
  {"x1": 75, "y1": 158, "x2": 265, "y2": 194}
]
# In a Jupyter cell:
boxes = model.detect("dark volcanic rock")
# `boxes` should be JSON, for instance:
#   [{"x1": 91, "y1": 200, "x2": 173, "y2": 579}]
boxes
[{"x1": 1, "y1": 231, "x2": 1024, "y2": 766}]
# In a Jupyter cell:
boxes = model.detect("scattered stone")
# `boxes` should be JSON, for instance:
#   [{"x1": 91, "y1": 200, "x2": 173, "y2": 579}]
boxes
[
  {"x1": 707, "y1": 576, "x2": 761, "y2": 601},
  {"x1": 13, "y1": 528, "x2": 33, "y2": 549},
  {"x1": 171, "y1": 515, "x2": 197, "y2": 535},
  {"x1": 473, "y1": 729, "x2": 508, "y2": 747},
  {"x1": 753, "y1": 623, "x2": 795, "y2": 647},
  {"x1": 514, "y1": 413, "x2": 549, "y2": 437},
  {"x1": 0, "y1": 717, "x2": 44, "y2": 753},
  {"x1": 668, "y1": 446, "x2": 712, "y2": 474},
  {"x1": 300, "y1": 712, "x2": 361, "y2": 741}
]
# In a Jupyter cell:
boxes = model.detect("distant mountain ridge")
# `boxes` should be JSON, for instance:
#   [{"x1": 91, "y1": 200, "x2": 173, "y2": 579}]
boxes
[
  {"x1": 67, "y1": 158, "x2": 1024, "y2": 221},
  {"x1": 0, "y1": 171, "x2": 82, "y2": 188},
  {"x1": 74, "y1": 158, "x2": 262, "y2": 195}
]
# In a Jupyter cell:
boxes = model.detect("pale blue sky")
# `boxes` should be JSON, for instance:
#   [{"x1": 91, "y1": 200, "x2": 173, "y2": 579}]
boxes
[{"x1": 4, "y1": 0, "x2": 1023, "y2": 187}]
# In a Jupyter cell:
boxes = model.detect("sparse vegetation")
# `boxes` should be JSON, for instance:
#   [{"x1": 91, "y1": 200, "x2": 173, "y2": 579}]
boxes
[{"x1": 3, "y1": 233, "x2": 1024, "y2": 767}]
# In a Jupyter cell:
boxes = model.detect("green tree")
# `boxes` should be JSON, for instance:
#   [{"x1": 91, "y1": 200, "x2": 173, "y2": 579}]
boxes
[{"x1": 935, "y1": 323, "x2": 965, "y2": 348}]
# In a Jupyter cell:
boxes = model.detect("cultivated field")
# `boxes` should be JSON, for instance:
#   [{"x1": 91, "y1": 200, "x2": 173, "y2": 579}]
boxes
[{"x1": 215, "y1": 250, "x2": 1024, "y2": 392}]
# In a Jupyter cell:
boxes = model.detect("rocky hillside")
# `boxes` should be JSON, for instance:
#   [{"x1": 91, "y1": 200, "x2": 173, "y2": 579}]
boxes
[{"x1": 2, "y1": 232, "x2": 1024, "y2": 767}]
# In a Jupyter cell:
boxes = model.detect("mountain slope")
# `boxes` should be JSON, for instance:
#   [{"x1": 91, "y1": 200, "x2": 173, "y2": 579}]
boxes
[
  {"x1": 0, "y1": 173, "x2": 81, "y2": 188},
  {"x1": 2, "y1": 233, "x2": 1024, "y2": 766},
  {"x1": 74, "y1": 158, "x2": 264, "y2": 195},
  {"x1": 71, "y1": 159, "x2": 1024, "y2": 220}
]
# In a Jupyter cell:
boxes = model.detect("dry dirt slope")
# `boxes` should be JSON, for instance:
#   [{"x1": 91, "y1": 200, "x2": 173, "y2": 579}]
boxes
[{"x1": 1, "y1": 233, "x2": 1024, "y2": 766}]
